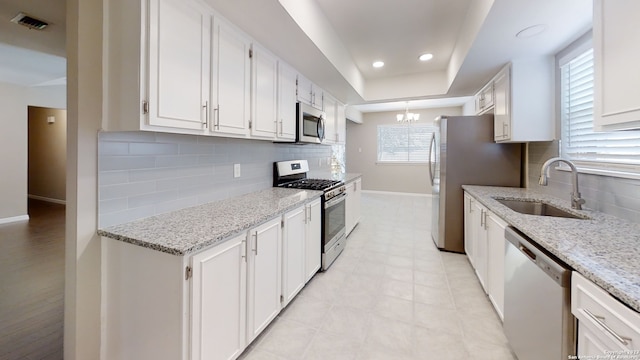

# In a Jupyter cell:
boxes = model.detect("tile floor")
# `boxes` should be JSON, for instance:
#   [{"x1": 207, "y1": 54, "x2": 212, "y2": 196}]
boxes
[{"x1": 239, "y1": 192, "x2": 516, "y2": 360}]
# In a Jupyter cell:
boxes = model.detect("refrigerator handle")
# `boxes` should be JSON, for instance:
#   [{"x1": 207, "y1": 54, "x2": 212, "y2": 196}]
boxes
[{"x1": 428, "y1": 132, "x2": 436, "y2": 186}]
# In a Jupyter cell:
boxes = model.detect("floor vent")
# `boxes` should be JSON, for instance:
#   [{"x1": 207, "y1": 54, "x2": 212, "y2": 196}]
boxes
[{"x1": 10, "y1": 12, "x2": 48, "y2": 30}]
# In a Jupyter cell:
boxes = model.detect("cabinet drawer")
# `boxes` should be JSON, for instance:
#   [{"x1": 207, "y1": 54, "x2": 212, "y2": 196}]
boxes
[{"x1": 572, "y1": 272, "x2": 640, "y2": 350}]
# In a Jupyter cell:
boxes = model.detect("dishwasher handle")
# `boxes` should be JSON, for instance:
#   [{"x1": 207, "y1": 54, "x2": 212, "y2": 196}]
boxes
[{"x1": 505, "y1": 226, "x2": 572, "y2": 288}]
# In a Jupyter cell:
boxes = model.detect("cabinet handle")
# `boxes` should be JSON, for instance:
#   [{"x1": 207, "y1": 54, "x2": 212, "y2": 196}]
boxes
[
  {"x1": 203, "y1": 101, "x2": 209, "y2": 128},
  {"x1": 480, "y1": 209, "x2": 485, "y2": 227},
  {"x1": 252, "y1": 232, "x2": 258, "y2": 255},
  {"x1": 279, "y1": 119, "x2": 283, "y2": 135},
  {"x1": 583, "y1": 309, "x2": 632, "y2": 346},
  {"x1": 214, "y1": 105, "x2": 220, "y2": 129},
  {"x1": 241, "y1": 237, "x2": 247, "y2": 262},
  {"x1": 469, "y1": 198, "x2": 474, "y2": 212},
  {"x1": 304, "y1": 206, "x2": 308, "y2": 224}
]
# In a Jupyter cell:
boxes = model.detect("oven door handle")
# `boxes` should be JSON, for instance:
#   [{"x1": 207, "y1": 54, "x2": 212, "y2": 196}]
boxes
[{"x1": 324, "y1": 193, "x2": 346, "y2": 209}]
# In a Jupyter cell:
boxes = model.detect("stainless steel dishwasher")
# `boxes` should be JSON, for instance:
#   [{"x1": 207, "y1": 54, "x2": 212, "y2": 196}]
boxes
[{"x1": 503, "y1": 226, "x2": 576, "y2": 360}]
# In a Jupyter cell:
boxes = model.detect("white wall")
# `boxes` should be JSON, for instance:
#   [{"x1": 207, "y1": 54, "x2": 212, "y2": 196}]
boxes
[
  {"x1": 0, "y1": 82, "x2": 66, "y2": 223},
  {"x1": 345, "y1": 106, "x2": 462, "y2": 194},
  {"x1": 0, "y1": 82, "x2": 28, "y2": 222}
]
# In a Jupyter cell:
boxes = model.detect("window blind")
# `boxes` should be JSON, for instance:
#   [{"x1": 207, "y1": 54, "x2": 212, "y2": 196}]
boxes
[
  {"x1": 561, "y1": 49, "x2": 640, "y2": 172},
  {"x1": 377, "y1": 123, "x2": 435, "y2": 163}
]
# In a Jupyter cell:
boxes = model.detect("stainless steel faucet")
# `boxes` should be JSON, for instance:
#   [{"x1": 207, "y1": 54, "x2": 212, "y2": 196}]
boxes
[{"x1": 539, "y1": 157, "x2": 585, "y2": 210}]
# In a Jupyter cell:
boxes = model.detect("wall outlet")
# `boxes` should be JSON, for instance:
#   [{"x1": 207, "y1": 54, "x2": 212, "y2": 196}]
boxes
[
  {"x1": 318, "y1": 158, "x2": 322, "y2": 167},
  {"x1": 233, "y1": 163, "x2": 241, "y2": 178}
]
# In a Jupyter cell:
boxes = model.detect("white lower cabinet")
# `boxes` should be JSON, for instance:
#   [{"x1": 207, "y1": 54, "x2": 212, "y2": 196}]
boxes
[
  {"x1": 246, "y1": 217, "x2": 282, "y2": 343},
  {"x1": 572, "y1": 272, "x2": 640, "y2": 356},
  {"x1": 104, "y1": 200, "x2": 325, "y2": 360},
  {"x1": 463, "y1": 193, "x2": 477, "y2": 268},
  {"x1": 486, "y1": 211, "x2": 508, "y2": 320},
  {"x1": 305, "y1": 199, "x2": 322, "y2": 282},
  {"x1": 463, "y1": 191, "x2": 508, "y2": 320},
  {"x1": 191, "y1": 234, "x2": 246, "y2": 360},
  {"x1": 345, "y1": 178, "x2": 362, "y2": 236},
  {"x1": 282, "y1": 206, "x2": 306, "y2": 306}
]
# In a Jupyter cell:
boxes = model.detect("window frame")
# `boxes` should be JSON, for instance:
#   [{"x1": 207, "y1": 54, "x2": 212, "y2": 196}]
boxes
[
  {"x1": 557, "y1": 38, "x2": 640, "y2": 180},
  {"x1": 376, "y1": 123, "x2": 435, "y2": 165}
]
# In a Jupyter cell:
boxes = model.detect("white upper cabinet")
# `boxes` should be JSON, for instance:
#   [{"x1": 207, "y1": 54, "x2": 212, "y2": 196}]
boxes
[
  {"x1": 148, "y1": 0, "x2": 210, "y2": 131},
  {"x1": 323, "y1": 93, "x2": 337, "y2": 144},
  {"x1": 593, "y1": 0, "x2": 640, "y2": 131},
  {"x1": 210, "y1": 16, "x2": 251, "y2": 137},
  {"x1": 492, "y1": 59, "x2": 555, "y2": 143},
  {"x1": 250, "y1": 43, "x2": 278, "y2": 139},
  {"x1": 336, "y1": 102, "x2": 346, "y2": 144},
  {"x1": 475, "y1": 82, "x2": 494, "y2": 115},
  {"x1": 104, "y1": 0, "x2": 211, "y2": 134},
  {"x1": 277, "y1": 61, "x2": 298, "y2": 141},
  {"x1": 297, "y1": 75, "x2": 323, "y2": 110}
]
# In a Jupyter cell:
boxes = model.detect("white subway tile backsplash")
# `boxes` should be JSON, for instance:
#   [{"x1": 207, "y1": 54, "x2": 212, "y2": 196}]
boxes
[
  {"x1": 128, "y1": 189, "x2": 178, "y2": 208},
  {"x1": 98, "y1": 170, "x2": 129, "y2": 186},
  {"x1": 130, "y1": 142, "x2": 179, "y2": 155},
  {"x1": 98, "y1": 141, "x2": 129, "y2": 155},
  {"x1": 99, "y1": 156, "x2": 156, "y2": 171},
  {"x1": 98, "y1": 131, "x2": 335, "y2": 227},
  {"x1": 99, "y1": 198, "x2": 128, "y2": 214},
  {"x1": 100, "y1": 180, "x2": 157, "y2": 200},
  {"x1": 180, "y1": 143, "x2": 215, "y2": 155}
]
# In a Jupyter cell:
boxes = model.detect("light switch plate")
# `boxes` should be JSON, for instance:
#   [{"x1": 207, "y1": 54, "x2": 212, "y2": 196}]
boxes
[{"x1": 233, "y1": 163, "x2": 241, "y2": 178}]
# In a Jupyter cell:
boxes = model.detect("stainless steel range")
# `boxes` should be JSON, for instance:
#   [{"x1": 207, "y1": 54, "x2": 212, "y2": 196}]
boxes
[{"x1": 274, "y1": 160, "x2": 347, "y2": 270}]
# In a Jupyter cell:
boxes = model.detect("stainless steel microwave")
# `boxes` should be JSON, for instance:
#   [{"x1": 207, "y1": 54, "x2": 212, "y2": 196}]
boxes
[{"x1": 297, "y1": 102, "x2": 325, "y2": 144}]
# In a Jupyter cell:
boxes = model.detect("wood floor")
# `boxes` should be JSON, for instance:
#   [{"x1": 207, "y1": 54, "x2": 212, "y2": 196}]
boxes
[{"x1": 0, "y1": 200, "x2": 65, "y2": 360}]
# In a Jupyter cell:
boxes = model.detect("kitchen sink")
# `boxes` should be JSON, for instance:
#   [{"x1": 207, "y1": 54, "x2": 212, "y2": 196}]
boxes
[{"x1": 495, "y1": 198, "x2": 588, "y2": 220}]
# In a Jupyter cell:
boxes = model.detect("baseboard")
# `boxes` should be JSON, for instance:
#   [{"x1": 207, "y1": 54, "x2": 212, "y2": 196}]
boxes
[
  {"x1": 361, "y1": 190, "x2": 432, "y2": 198},
  {"x1": 0, "y1": 214, "x2": 29, "y2": 225},
  {"x1": 28, "y1": 194, "x2": 67, "y2": 205}
]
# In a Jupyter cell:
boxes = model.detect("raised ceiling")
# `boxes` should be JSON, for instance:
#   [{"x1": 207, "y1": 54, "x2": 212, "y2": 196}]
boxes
[
  {"x1": 314, "y1": 0, "x2": 472, "y2": 79},
  {"x1": 0, "y1": 0, "x2": 593, "y2": 110}
]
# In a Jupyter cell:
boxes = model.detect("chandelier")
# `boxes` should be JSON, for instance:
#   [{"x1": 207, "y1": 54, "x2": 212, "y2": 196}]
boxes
[{"x1": 396, "y1": 103, "x2": 420, "y2": 122}]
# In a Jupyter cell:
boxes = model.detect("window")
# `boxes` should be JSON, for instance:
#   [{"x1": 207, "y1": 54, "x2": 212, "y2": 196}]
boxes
[
  {"x1": 377, "y1": 123, "x2": 435, "y2": 163},
  {"x1": 560, "y1": 48, "x2": 640, "y2": 177}
]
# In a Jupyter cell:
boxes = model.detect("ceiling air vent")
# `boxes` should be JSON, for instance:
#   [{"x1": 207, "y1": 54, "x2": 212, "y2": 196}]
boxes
[{"x1": 10, "y1": 12, "x2": 48, "y2": 30}]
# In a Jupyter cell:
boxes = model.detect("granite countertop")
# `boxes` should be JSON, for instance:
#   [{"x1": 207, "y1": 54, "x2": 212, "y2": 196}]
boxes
[
  {"x1": 98, "y1": 188, "x2": 323, "y2": 256},
  {"x1": 463, "y1": 185, "x2": 640, "y2": 313}
]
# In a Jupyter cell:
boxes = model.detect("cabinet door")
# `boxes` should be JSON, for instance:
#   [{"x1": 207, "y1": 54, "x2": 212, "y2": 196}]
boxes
[
  {"x1": 191, "y1": 234, "x2": 246, "y2": 360},
  {"x1": 336, "y1": 102, "x2": 346, "y2": 144},
  {"x1": 277, "y1": 61, "x2": 297, "y2": 141},
  {"x1": 323, "y1": 94, "x2": 337, "y2": 143},
  {"x1": 578, "y1": 321, "x2": 626, "y2": 357},
  {"x1": 305, "y1": 199, "x2": 322, "y2": 282},
  {"x1": 282, "y1": 206, "x2": 306, "y2": 307},
  {"x1": 345, "y1": 182, "x2": 356, "y2": 236},
  {"x1": 463, "y1": 193, "x2": 476, "y2": 268},
  {"x1": 247, "y1": 217, "x2": 281, "y2": 342},
  {"x1": 353, "y1": 180, "x2": 361, "y2": 226},
  {"x1": 251, "y1": 43, "x2": 278, "y2": 139},
  {"x1": 148, "y1": 0, "x2": 210, "y2": 131},
  {"x1": 311, "y1": 86, "x2": 323, "y2": 110},
  {"x1": 473, "y1": 201, "x2": 488, "y2": 292},
  {"x1": 297, "y1": 74, "x2": 313, "y2": 105},
  {"x1": 211, "y1": 17, "x2": 251, "y2": 137},
  {"x1": 594, "y1": 0, "x2": 640, "y2": 131},
  {"x1": 486, "y1": 211, "x2": 508, "y2": 320},
  {"x1": 493, "y1": 68, "x2": 511, "y2": 141}
]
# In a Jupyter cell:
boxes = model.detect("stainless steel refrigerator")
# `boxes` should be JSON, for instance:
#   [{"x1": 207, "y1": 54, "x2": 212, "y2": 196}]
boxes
[{"x1": 429, "y1": 114, "x2": 522, "y2": 253}]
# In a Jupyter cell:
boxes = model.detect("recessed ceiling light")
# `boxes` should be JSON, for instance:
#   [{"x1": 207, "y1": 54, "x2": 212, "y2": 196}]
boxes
[
  {"x1": 372, "y1": 61, "x2": 384, "y2": 68},
  {"x1": 419, "y1": 53, "x2": 433, "y2": 62},
  {"x1": 516, "y1": 24, "x2": 547, "y2": 39}
]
